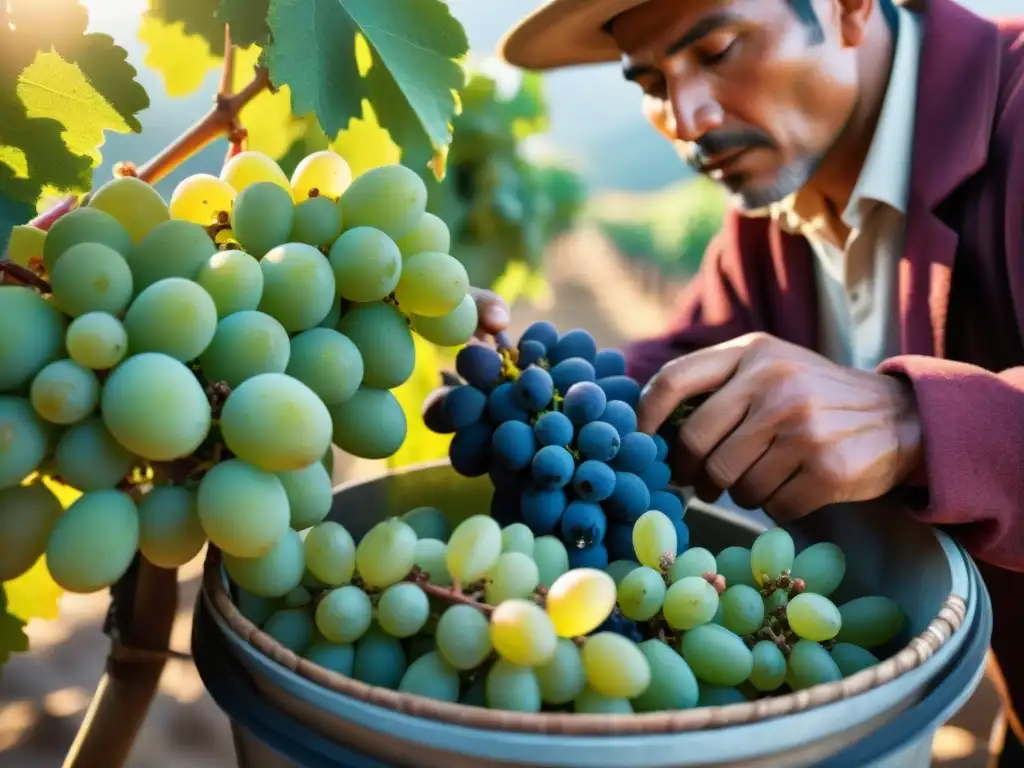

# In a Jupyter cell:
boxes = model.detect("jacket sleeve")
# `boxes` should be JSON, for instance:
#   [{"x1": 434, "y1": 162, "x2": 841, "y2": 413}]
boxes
[
  {"x1": 879, "y1": 358, "x2": 1024, "y2": 572},
  {"x1": 624, "y1": 212, "x2": 767, "y2": 385}
]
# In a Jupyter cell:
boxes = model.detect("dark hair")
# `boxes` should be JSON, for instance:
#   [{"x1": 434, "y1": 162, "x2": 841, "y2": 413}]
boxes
[
  {"x1": 789, "y1": 0, "x2": 899, "y2": 44},
  {"x1": 603, "y1": 0, "x2": 900, "y2": 43}
]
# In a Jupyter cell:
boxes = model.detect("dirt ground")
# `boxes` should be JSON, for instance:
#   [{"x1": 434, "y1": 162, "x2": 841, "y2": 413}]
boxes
[{"x1": 0, "y1": 231, "x2": 1005, "y2": 767}]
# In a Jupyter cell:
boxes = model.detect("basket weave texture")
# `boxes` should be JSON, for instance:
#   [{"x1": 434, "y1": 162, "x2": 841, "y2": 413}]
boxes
[{"x1": 203, "y1": 546, "x2": 967, "y2": 735}]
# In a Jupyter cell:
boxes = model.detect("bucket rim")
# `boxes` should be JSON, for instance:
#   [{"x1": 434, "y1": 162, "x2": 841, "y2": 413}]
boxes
[{"x1": 201, "y1": 463, "x2": 971, "y2": 736}]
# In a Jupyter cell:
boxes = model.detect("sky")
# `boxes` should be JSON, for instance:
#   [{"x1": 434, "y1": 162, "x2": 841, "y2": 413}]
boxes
[{"x1": 79, "y1": 0, "x2": 1021, "y2": 194}]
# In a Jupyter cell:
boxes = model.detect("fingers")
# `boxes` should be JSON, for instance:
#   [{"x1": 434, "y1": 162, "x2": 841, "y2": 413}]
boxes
[
  {"x1": 468, "y1": 286, "x2": 510, "y2": 336},
  {"x1": 728, "y1": 441, "x2": 800, "y2": 510},
  {"x1": 636, "y1": 342, "x2": 747, "y2": 434}
]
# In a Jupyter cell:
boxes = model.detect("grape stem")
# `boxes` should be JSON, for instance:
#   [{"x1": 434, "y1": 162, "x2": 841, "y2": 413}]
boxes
[{"x1": 0, "y1": 261, "x2": 51, "y2": 292}]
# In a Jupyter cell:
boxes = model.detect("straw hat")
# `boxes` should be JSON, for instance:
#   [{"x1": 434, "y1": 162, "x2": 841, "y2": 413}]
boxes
[{"x1": 497, "y1": 0, "x2": 652, "y2": 71}]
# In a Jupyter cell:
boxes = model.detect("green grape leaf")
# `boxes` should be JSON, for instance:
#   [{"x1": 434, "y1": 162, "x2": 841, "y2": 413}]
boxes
[
  {"x1": 17, "y1": 47, "x2": 146, "y2": 166},
  {"x1": 218, "y1": 0, "x2": 271, "y2": 48},
  {"x1": 146, "y1": 0, "x2": 226, "y2": 55},
  {"x1": 0, "y1": 90, "x2": 93, "y2": 204},
  {"x1": 0, "y1": 588, "x2": 30, "y2": 673},
  {"x1": 70, "y1": 35, "x2": 150, "y2": 134},
  {"x1": 266, "y1": 0, "x2": 468, "y2": 172}
]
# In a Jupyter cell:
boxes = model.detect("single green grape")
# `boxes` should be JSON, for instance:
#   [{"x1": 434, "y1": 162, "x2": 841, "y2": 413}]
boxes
[
  {"x1": 263, "y1": 608, "x2": 314, "y2": 654},
  {"x1": 574, "y1": 687, "x2": 633, "y2": 714},
  {"x1": 291, "y1": 195, "x2": 342, "y2": 246},
  {"x1": 787, "y1": 592, "x2": 842, "y2": 642},
  {"x1": 668, "y1": 546, "x2": 717, "y2": 583},
  {"x1": 258, "y1": 242, "x2": 336, "y2": 332},
  {"x1": 354, "y1": 518, "x2": 417, "y2": 588},
  {"x1": 631, "y1": 639, "x2": 699, "y2": 711},
  {"x1": 336, "y1": 302, "x2": 415, "y2": 389},
  {"x1": 30, "y1": 360, "x2": 100, "y2": 425},
  {"x1": 377, "y1": 582, "x2": 429, "y2": 638},
  {"x1": 787, "y1": 639, "x2": 842, "y2": 689},
  {"x1": 617, "y1": 566, "x2": 667, "y2": 621},
  {"x1": 46, "y1": 490, "x2": 139, "y2": 594},
  {"x1": 197, "y1": 458, "x2": 290, "y2": 558},
  {"x1": 303, "y1": 521, "x2": 356, "y2": 586},
  {"x1": 232, "y1": 181, "x2": 295, "y2": 257},
  {"x1": 338, "y1": 164, "x2": 427, "y2": 240},
  {"x1": 100, "y1": 353, "x2": 211, "y2": 462},
  {"x1": 830, "y1": 643, "x2": 880, "y2": 676},
  {"x1": 398, "y1": 651, "x2": 460, "y2": 702},
  {"x1": 315, "y1": 584, "x2": 372, "y2": 643},
  {"x1": 195, "y1": 249, "x2": 264, "y2": 317},
  {"x1": 663, "y1": 576, "x2": 719, "y2": 630},
  {"x1": 327, "y1": 226, "x2": 402, "y2": 303},
  {"x1": 65, "y1": 312, "x2": 128, "y2": 370},
  {"x1": 393, "y1": 251, "x2": 468, "y2": 317},
  {"x1": 680, "y1": 624, "x2": 753, "y2": 686},
  {"x1": 545, "y1": 568, "x2": 617, "y2": 637},
  {"x1": 718, "y1": 584, "x2": 766, "y2": 636},
  {"x1": 445, "y1": 515, "x2": 502, "y2": 584},
  {"x1": 289, "y1": 150, "x2": 352, "y2": 201},
  {"x1": 327, "y1": 386, "x2": 406, "y2": 460},
  {"x1": 0, "y1": 397, "x2": 53, "y2": 490},
  {"x1": 223, "y1": 528, "x2": 305, "y2": 598},
  {"x1": 199, "y1": 310, "x2": 291, "y2": 389},
  {"x1": 222, "y1": 151, "x2": 291, "y2": 193},
  {"x1": 89, "y1": 175, "x2": 170, "y2": 243},
  {"x1": 485, "y1": 659, "x2": 542, "y2": 712},
  {"x1": 304, "y1": 642, "x2": 355, "y2": 676},
  {"x1": 715, "y1": 546, "x2": 757, "y2": 589},
  {"x1": 0, "y1": 286, "x2": 65, "y2": 392},
  {"x1": 632, "y1": 509, "x2": 677, "y2": 570},
  {"x1": 413, "y1": 538, "x2": 451, "y2": 586},
  {"x1": 285, "y1": 328, "x2": 364, "y2": 406},
  {"x1": 50, "y1": 242, "x2": 133, "y2": 317},
  {"x1": 485, "y1": 551, "x2": 540, "y2": 604},
  {"x1": 411, "y1": 294, "x2": 478, "y2": 348},
  {"x1": 605, "y1": 559, "x2": 640, "y2": 586},
  {"x1": 792, "y1": 542, "x2": 846, "y2": 597},
  {"x1": 137, "y1": 484, "x2": 206, "y2": 568},
  {"x1": 749, "y1": 640, "x2": 787, "y2": 692},
  {"x1": 220, "y1": 373, "x2": 333, "y2": 472},
  {"x1": 534, "y1": 637, "x2": 585, "y2": 706},
  {"x1": 43, "y1": 207, "x2": 131, "y2": 270},
  {"x1": 490, "y1": 599, "x2": 557, "y2": 667},
  {"x1": 835, "y1": 596, "x2": 906, "y2": 649},
  {"x1": 500, "y1": 523, "x2": 535, "y2": 556},
  {"x1": 395, "y1": 212, "x2": 451, "y2": 256},
  {"x1": 400, "y1": 506, "x2": 450, "y2": 542},
  {"x1": 750, "y1": 528, "x2": 795, "y2": 587},
  {"x1": 126, "y1": 219, "x2": 218, "y2": 292},
  {"x1": 278, "y1": 462, "x2": 333, "y2": 530},
  {"x1": 123, "y1": 277, "x2": 218, "y2": 362},
  {"x1": 353, "y1": 624, "x2": 407, "y2": 688},
  {"x1": 581, "y1": 632, "x2": 651, "y2": 699},
  {"x1": 435, "y1": 604, "x2": 492, "y2": 670},
  {"x1": 0, "y1": 483, "x2": 62, "y2": 581}
]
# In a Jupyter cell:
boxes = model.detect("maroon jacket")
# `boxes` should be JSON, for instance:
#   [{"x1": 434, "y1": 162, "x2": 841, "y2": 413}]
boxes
[{"x1": 624, "y1": 0, "x2": 1024, "y2": 710}]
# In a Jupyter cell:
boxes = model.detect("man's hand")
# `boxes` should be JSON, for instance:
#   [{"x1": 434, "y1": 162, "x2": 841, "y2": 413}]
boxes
[
  {"x1": 469, "y1": 286, "x2": 510, "y2": 340},
  {"x1": 636, "y1": 333, "x2": 925, "y2": 520}
]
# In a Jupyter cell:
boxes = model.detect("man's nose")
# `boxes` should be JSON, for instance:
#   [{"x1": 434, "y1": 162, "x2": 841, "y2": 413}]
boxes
[{"x1": 669, "y1": 79, "x2": 723, "y2": 143}]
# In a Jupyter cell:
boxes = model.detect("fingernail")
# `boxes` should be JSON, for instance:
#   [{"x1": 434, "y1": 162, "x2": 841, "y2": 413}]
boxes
[{"x1": 486, "y1": 305, "x2": 509, "y2": 327}]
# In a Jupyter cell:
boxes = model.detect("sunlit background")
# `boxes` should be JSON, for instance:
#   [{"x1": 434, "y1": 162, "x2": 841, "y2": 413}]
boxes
[{"x1": 1, "y1": 0, "x2": 1018, "y2": 766}]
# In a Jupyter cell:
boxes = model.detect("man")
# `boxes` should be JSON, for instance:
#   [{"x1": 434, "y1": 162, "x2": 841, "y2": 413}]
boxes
[{"x1": 449, "y1": 0, "x2": 1024, "y2": 759}]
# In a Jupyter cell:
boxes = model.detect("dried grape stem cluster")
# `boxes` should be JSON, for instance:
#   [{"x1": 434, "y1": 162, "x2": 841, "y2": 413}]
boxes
[{"x1": 749, "y1": 571, "x2": 811, "y2": 655}]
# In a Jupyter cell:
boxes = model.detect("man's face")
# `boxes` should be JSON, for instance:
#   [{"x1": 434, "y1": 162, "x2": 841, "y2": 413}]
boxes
[{"x1": 610, "y1": 0, "x2": 867, "y2": 211}]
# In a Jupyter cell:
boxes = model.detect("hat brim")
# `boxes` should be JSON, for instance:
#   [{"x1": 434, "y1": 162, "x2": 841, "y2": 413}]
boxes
[{"x1": 497, "y1": 0, "x2": 651, "y2": 71}]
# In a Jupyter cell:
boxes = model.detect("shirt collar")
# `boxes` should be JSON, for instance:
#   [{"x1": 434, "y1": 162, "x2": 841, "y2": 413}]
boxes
[{"x1": 765, "y1": 5, "x2": 924, "y2": 238}]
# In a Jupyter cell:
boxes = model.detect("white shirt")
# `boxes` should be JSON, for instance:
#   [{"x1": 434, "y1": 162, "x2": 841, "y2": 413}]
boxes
[{"x1": 767, "y1": 5, "x2": 923, "y2": 371}]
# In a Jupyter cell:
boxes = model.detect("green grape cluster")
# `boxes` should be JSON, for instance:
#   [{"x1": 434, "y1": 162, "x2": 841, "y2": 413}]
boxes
[
  {"x1": 231, "y1": 505, "x2": 909, "y2": 715},
  {"x1": 0, "y1": 149, "x2": 479, "y2": 595}
]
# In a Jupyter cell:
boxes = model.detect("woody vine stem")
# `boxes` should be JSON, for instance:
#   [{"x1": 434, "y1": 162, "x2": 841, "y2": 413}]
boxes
[{"x1": 7, "y1": 27, "x2": 275, "y2": 768}]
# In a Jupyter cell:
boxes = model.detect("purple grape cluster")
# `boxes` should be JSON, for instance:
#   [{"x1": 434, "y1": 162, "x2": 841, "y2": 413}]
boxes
[{"x1": 426, "y1": 321, "x2": 689, "y2": 567}]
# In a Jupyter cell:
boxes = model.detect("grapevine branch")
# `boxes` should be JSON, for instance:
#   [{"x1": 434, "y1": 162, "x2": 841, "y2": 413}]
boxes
[{"x1": 58, "y1": 32, "x2": 267, "y2": 768}]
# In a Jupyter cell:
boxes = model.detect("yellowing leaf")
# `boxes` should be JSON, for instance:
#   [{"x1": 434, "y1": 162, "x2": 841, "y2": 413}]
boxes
[
  {"x1": 17, "y1": 51, "x2": 134, "y2": 166},
  {"x1": 330, "y1": 100, "x2": 400, "y2": 179},
  {"x1": 138, "y1": 14, "x2": 221, "y2": 98},
  {"x1": 233, "y1": 47, "x2": 304, "y2": 160},
  {"x1": 4, "y1": 557, "x2": 62, "y2": 623},
  {"x1": 387, "y1": 335, "x2": 451, "y2": 470}
]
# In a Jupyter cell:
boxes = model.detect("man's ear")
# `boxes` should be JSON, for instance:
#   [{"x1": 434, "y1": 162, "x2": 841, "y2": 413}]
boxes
[{"x1": 835, "y1": 0, "x2": 875, "y2": 47}]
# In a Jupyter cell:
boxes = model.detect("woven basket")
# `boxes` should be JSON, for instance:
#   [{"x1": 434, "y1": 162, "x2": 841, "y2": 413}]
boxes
[{"x1": 202, "y1": 507, "x2": 968, "y2": 737}]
